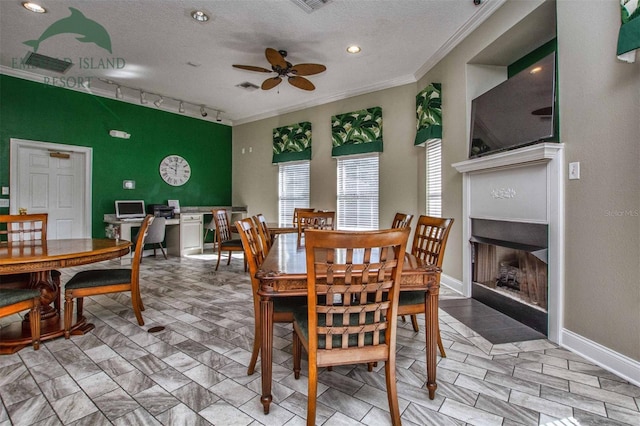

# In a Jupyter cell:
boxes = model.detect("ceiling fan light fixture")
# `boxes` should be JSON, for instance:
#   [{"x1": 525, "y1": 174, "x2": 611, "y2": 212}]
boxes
[
  {"x1": 346, "y1": 45, "x2": 361, "y2": 54},
  {"x1": 191, "y1": 10, "x2": 209, "y2": 22},
  {"x1": 22, "y1": 2, "x2": 46, "y2": 13}
]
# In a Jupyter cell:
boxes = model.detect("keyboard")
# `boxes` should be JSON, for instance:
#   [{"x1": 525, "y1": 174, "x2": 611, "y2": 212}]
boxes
[{"x1": 120, "y1": 218, "x2": 143, "y2": 222}]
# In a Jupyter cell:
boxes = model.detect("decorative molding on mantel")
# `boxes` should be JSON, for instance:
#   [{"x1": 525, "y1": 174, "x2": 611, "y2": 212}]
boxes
[{"x1": 452, "y1": 143, "x2": 565, "y2": 174}]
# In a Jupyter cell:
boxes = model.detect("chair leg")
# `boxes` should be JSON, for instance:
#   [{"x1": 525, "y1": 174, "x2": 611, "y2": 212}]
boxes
[
  {"x1": 385, "y1": 360, "x2": 402, "y2": 426},
  {"x1": 76, "y1": 297, "x2": 84, "y2": 323},
  {"x1": 131, "y1": 289, "x2": 145, "y2": 326},
  {"x1": 437, "y1": 327, "x2": 446, "y2": 358},
  {"x1": 64, "y1": 295, "x2": 74, "y2": 339},
  {"x1": 158, "y1": 243, "x2": 167, "y2": 259},
  {"x1": 215, "y1": 250, "x2": 222, "y2": 271},
  {"x1": 226, "y1": 251, "x2": 232, "y2": 265},
  {"x1": 307, "y1": 363, "x2": 318, "y2": 426},
  {"x1": 293, "y1": 330, "x2": 301, "y2": 379},
  {"x1": 30, "y1": 301, "x2": 41, "y2": 350},
  {"x1": 410, "y1": 314, "x2": 420, "y2": 332}
]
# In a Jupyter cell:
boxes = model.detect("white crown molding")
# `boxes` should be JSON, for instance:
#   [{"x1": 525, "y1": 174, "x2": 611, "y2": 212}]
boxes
[{"x1": 414, "y1": 0, "x2": 508, "y2": 81}]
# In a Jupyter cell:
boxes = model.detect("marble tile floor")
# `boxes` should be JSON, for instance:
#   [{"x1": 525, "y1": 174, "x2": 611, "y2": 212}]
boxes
[{"x1": 1, "y1": 252, "x2": 639, "y2": 426}]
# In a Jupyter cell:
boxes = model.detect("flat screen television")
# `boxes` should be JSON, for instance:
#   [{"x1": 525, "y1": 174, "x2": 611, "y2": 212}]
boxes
[
  {"x1": 115, "y1": 200, "x2": 146, "y2": 219},
  {"x1": 469, "y1": 52, "x2": 557, "y2": 158}
]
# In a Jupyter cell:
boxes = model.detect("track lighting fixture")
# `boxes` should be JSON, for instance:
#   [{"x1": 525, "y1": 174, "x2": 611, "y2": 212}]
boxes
[
  {"x1": 115, "y1": 86, "x2": 123, "y2": 99},
  {"x1": 140, "y1": 91, "x2": 148, "y2": 104},
  {"x1": 216, "y1": 110, "x2": 221, "y2": 122},
  {"x1": 154, "y1": 96, "x2": 164, "y2": 108},
  {"x1": 200, "y1": 106, "x2": 208, "y2": 117},
  {"x1": 179, "y1": 101, "x2": 185, "y2": 113}
]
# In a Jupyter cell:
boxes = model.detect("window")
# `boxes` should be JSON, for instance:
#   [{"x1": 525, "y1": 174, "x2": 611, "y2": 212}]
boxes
[
  {"x1": 336, "y1": 154, "x2": 379, "y2": 230},
  {"x1": 278, "y1": 161, "x2": 310, "y2": 226},
  {"x1": 426, "y1": 139, "x2": 442, "y2": 216}
]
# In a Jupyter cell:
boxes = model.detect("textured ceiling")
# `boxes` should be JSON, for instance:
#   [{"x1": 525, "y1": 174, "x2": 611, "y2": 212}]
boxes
[{"x1": 0, "y1": 0, "x2": 506, "y2": 125}]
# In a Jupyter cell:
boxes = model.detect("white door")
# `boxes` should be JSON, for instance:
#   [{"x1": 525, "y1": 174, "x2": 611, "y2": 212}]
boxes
[{"x1": 10, "y1": 139, "x2": 92, "y2": 239}]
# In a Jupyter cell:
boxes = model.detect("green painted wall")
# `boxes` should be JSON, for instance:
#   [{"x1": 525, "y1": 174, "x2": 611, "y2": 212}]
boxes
[{"x1": 0, "y1": 75, "x2": 232, "y2": 237}]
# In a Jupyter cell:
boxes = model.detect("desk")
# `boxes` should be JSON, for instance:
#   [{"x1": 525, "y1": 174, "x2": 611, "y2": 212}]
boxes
[
  {"x1": 255, "y1": 233, "x2": 441, "y2": 414},
  {"x1": 0, "y1": 238, "x2": 131, "y2": 353}
]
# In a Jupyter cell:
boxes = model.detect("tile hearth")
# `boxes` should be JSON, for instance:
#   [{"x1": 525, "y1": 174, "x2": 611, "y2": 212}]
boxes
[{"x1": 1, "y1": 253, "x2": 638, "y2": 425}]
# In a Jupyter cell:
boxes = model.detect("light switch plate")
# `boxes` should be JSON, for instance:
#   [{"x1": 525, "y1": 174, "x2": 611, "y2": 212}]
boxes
[
  {"x1": 0, "y1": 199, "x2": 9, "y2": 207},
  {"x1": 1, "y1": 187, "x2": 8, "y2": 195},
  {"x1": 569, "y1": 162, "x2": 580, "y2": 180}
]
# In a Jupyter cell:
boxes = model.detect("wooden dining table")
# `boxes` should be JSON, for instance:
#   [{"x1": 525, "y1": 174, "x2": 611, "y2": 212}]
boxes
[
  {"x1": 255, "y1": 232, "x2": 441, "y2": 414},
  {"x1": 0, "y1": 238, "x2": 131, "y2": 354}
]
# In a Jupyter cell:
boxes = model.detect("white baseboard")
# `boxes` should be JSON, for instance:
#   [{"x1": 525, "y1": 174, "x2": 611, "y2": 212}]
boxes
[
  {"x1": 561, "y1": 329, "x2": 640, "y2": 388},
  {"x1": 440, "y1": 274, "x2": 464, "y2": 295}
]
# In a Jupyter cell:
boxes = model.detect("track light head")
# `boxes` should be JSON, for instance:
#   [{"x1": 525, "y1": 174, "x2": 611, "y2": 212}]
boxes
[
  {"x1": 200, "y1": 106, "x2": 208, "y2": 117},
  {"x1": 154, "y1": 96, "x2": 164, "y2": 108},
  {"x1": 179, "y1": 101, "x2": 185, "y2": 113},
  {"x1": 216, "y1": 111, "x2": 222, "y2": 122},
  {"x1": 115, "y1": 86, "x2": 123, "y2": 99}
]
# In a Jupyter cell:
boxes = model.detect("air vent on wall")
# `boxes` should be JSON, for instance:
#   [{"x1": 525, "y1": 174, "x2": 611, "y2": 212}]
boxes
[
  {"x1": 236, "y1": 81, "x2": 260, "y2": 91},
  {"x1": 290, "y1": 0, "x2": 332, "y2": 13},
  {"x1": 23, "y1": 51, "x2": 73, "y2": 73}
]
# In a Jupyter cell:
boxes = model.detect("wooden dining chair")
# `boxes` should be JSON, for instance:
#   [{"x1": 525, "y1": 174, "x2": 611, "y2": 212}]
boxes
[
  {"x1": 296, "y1": 211, "x2": 335, "y2": 245},
  {"x1": 252, "y1": 214, "x2": 272, "y2": 253},
  {"x1": 292, "y1": 207, "x2": 315, "y2": 228},
  {"x1": 391, "y1": 212, "x2": 414, "y2": 230},
  {"x1": 0, "y1": 213, "x2": 48, "y2": 242},
  {"x1": 63, "y1": 215, "x2": 153, "y2": 336},
  {"x1": 292, "y1": 227, "x2": 409, "y2": 426},
  {"x1": 397, "y1": 215, "x2": 454, "y2": 358},
  {"x1": 212, "y1": 209, "x2": 246, "y2": 271},
  {"x1": 0, "y1": 288, "x2": 41, "y2": 350},
  {"x1": 235, "y1": 218, "x2": 306, "y2": 375}
]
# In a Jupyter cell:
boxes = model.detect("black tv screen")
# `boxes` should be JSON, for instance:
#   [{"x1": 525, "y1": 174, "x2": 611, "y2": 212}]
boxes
[{"x1": 469, "y1": 52, "x2": 556, "y2": 158}]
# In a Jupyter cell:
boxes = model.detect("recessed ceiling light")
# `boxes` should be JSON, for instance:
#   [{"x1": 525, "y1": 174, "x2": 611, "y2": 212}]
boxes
[
  {"x1": 530, "y1": 66, "x2": 543, "y2": 74},
  {"x1": 22, "y1": 2, "x2": 46, "y2": 13},
  {"x1": 191, "y1": 10, "x2": 209, "y2": 22},
  {"x1": 346, "y1": 45, "x2": 361, "y2": 54}
]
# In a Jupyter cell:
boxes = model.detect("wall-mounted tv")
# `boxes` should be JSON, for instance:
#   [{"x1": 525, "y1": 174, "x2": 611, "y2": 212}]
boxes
[{"x1": 469, "y1": 52, "x2": 557, "y2": 158}]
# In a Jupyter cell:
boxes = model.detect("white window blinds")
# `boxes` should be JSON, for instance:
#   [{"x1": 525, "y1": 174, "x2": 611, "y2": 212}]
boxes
[
  {"x1": 336, "y1": 154, "x2": 379, "y2": 230},
  {"x1": 426, "y1": 139, "x2": 442, "y2": 217},
  {"x1": 279, "y1": 161, "x2": 310, "y2": 226}
]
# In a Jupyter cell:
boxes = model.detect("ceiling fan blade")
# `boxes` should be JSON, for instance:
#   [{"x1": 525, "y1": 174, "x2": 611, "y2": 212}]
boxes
[
  {"x1": 262, "y1": 77, "x2": 282, "y2": 90},
  {"x1": 265, "y1": 48, "x2": 287, "y2": 69},
  {"x1": 233, "y1": 64, "x2": 272, "y2": 73},
  {"x1": 290, "y1": 63, "x2": 326, "y2": 76},
  {"x1": 288, "y1": 76, "x2": 315, "y2": 91}
]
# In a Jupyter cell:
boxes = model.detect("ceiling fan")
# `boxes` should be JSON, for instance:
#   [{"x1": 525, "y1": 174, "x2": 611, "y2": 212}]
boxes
[{"x1": 233, "y1": 48, "x2": 326, "y2": 91}]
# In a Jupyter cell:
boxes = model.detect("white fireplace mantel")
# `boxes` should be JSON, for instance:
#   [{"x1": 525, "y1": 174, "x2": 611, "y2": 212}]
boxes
[{"x1": 452, "y1": 142, "x2": 565, "y2": 343}]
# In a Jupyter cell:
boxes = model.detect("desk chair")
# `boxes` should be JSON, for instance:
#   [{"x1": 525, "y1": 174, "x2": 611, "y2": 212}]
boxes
[
  {"x1": 63, "y1": 215, "x2": 153, "y2": 334},
  {"x1": 292, "y1": 228, "x2": 409, "y2": 426},
  {"x1": 235, "y1": 218, "x2": 305, "y2": 375},
  {"x1": 0, "y1": 288, "x2": 41, "y2": 350},
  {"x1": 143, "y1": 216, "x2": 167, "y2": 259},
  {"x1": 296, "y1": 211, "x2": 335, "y2": 246},
  {"x1": 212, "y1": 209, "x2": 246, "y2": 271},
  {"x1": 397, "y1": 215, "x2": 454, "y2": 358}
]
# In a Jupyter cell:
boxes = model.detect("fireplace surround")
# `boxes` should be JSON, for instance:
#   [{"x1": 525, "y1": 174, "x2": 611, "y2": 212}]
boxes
[{"x1": 453, "y1": 143, "x2": 564, "y2": 343}]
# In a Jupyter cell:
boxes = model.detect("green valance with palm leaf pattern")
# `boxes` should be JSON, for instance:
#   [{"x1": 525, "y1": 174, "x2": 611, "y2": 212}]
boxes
[
  {"x1": 617, "y1": 0, "x2": 640, "y2": 62},
  {"x1": 414, "y1": 83, "x2": 442, "y2": 146},
  {"x1": 272, "y1": 121, "x2": 312, "y2": 164},
  {"x1": 331, "y1": 107, "x2": 383, "y2": 157}
]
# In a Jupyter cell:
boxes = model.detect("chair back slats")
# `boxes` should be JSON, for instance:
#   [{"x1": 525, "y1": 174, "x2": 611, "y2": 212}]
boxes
[
  {"x1": 391, "y1": 212, "x2": 414, "y2": 229},
  {"x1": 213, "y1": 209, "x2": 233, "y2": 243},
  {"x1": 304, "y1": 228, "x2": 409, "y2": 353},
  {"x1": 236, "y1": 218, "x2": 266, "y2": 282},
  {"x1": 293, "y1": 208, "x2": 315, "y2": 227},
  {"x1": 297, "y1": 211, "x2": 335, "y2": 245},
  {"x1": 0, "y1": 214, "x2": 48, "y2": 242},
  {"x1": 253, "y1": 214, "x2": 272, "y2": 252},
  {"x1": 411, "y1": 216, "x2": 454, "y2": 268}
]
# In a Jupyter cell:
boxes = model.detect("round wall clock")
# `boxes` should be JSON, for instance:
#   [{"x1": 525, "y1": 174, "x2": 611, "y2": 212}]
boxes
[{"x1": 159, "y1": 155, "x2": 191, "y2": 186}]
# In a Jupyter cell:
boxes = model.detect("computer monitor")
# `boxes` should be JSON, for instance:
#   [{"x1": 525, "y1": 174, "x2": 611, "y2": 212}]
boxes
[{"x1": 115, "y1": 200, "x2": 146, "y2": 219}]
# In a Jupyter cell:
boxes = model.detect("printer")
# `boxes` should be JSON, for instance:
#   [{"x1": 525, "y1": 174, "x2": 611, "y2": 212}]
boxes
[{"x1": 147, "y1": 204, "x2": 175, "y2": 218}]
